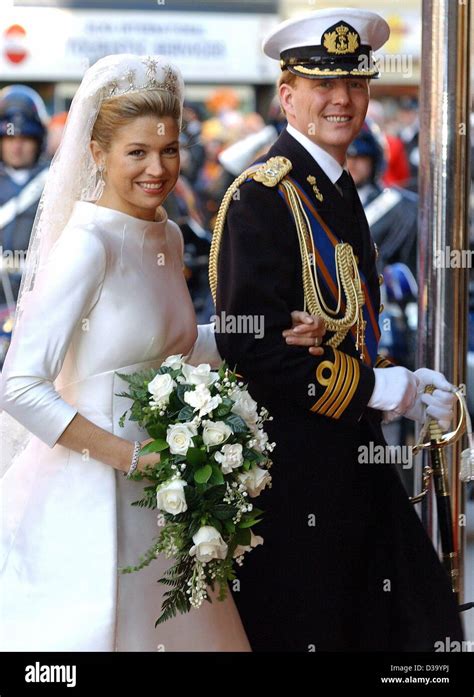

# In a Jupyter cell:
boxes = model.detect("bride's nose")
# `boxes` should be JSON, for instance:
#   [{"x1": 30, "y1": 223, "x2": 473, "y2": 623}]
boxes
[{"x1": 144, "y1": 153, "x2": 165, "y2": 178}]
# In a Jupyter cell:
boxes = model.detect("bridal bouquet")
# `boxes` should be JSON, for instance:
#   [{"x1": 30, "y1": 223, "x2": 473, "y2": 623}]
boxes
[{"x1": 116, "y1": 355, "x2": 274, "y2": 625}]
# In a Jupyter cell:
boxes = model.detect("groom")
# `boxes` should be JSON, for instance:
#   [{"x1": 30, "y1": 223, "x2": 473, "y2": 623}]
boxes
[{"x1": 212, "y1": 8, "x2": 463, "y2": 651}]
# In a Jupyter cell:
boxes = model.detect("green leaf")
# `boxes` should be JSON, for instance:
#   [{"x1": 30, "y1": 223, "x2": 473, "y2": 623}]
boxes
[
  {"x1": 203, "y1": 484, "x2": 226, "y2": 503},
  {"x1": 186, "y1": 447, "x2": 207, "y2": 467},
  {"x1": 225, "y1": 413, "x2": 248, "y2": 434},
  {"x1": 235, "y1": 527, "x2": 251, "y2": 546},
  {"x1": 223, "y1": 519, "x2": 236, "y2": 534},
  {"x1": 212, "y1": 504, "x2": 236, "y2": 520},
  {"x1": 140, "y1": 439, "x2": 169, "y2": 454},
  {"x1": 115, "y1": 371, "x2": 134, "y2": 385},
  {"x1": 157, "y1": 365, "x2": 172, "y2": 375},
  {"x1": 184, "y1": 486, "x2": 199, "y2": 508},
  {"x1": 129, "y1": 403, "x2": 144, "y2": 422},
  {"x1": 157, "y1": 452, "x2": 170, "y2": 466},
  {"x1": 154, "y1": 554, "x2": 194, "y2": 626},
  {"x1": 215, "y1": 398, "x2": 233, "y2": 417},
  {"x1": 118, "y1": 410, "x2": 128, "y2": 428},
  {"x1": 208, "y1": 517, "x2": 223, "y2": 533},
  {"x1": 189, "y1": 517, "x2": 203, "y2": 537},
  {"x1": 194, "y1": 465, "x2": 212, "y2": 484},
  {"x1": 175, "y1": 383, "x2": 190, "y2": 405},
  {"x1": 209, "y1": 465, "x2": 225, "y2": 486},
  {"x1": 116, "y1": 369, "x2": 157, "y2": 391},
  {"x1": 243, "y1": 446, "x2": 265, "y2": 463},
  {"x1": 239, "y1": 517, "x2": 263, "y2": 529},
  {"x1": 194, "y1": 482, "x2": 211, "y2": 497},
  {"x1": 178, "y1": 405, "x2": 195, "y2": 421},
  {"x1": 147, "y1": 423, "x2": 167, "y2": 439},
  {"x1": 168, "y1": 391, "x2": 183, "y2": 412}
]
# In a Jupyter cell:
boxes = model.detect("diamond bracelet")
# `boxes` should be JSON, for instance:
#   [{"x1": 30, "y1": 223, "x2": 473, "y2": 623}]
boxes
[{"x1": 125, "y1": 440, "x2": 141, "y2": 478}]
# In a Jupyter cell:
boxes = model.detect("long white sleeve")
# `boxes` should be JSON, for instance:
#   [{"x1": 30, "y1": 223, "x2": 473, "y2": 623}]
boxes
[
  {"x1": 1, "y1": 225, "x2": 107, "y2": 448},
  {"x1": 184, "y1": 322, "x2": 221, "y2": 368}
]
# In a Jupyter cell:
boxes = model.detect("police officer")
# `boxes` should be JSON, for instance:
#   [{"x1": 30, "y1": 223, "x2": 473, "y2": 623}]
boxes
[
  {"x1": 347, "y1": 120, "x2": 418, "y2": 275},
  {"x1": 210, "y1": 9, "x2": 463, "y2": 651},
  {"x1": 0, "y1": 85, "x2": 49, "y2": 305}
]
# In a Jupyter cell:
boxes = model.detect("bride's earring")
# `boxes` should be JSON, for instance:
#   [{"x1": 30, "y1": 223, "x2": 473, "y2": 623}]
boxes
[{"x1": 93, "y1": 163, "x2": 106, "y2": 200}]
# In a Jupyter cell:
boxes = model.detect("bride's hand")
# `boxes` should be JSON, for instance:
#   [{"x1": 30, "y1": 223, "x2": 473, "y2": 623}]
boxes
[
  {"x1": 282, "y1": 310, "x2": 326, "y2": 356},
  {"x1": 137, "y1": 438, "x2": 161, "y2": 472}
]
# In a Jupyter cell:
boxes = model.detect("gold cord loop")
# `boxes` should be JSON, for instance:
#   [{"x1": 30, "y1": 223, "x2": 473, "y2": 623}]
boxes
[
  {"x1": 208, "y1": 156, "x2": 366, "y2": 354},
  {"x1": 280, "y1": 178, "x2": 365, "y2": 353}
]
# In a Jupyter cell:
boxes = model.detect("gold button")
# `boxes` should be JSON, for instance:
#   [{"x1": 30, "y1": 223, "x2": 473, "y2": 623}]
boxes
[
  {"x1": 374, "y1": 243, "x2": 379, "y2": 259},
  {"x1": 378, "y1": 273, "x2": 384, "y2": 286},
  {"x1": 379, "y1": 303, "x2": 384, "y2": 314}
]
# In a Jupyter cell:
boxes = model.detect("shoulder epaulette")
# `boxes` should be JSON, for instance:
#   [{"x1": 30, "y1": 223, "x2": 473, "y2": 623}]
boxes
[{"x1": 251, "y1": 156, "x2": 293, "y2": 187}]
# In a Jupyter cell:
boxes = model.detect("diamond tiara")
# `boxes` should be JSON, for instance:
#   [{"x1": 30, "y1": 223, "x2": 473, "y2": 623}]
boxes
[{"x1": 101, "y1": 57, "x2": 181, "y2": 101}]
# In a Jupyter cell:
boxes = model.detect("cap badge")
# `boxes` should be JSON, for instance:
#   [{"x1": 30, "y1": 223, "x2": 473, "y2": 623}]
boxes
[{"x1": 323, "y1": 23, "x2": 360, "y2": 55}]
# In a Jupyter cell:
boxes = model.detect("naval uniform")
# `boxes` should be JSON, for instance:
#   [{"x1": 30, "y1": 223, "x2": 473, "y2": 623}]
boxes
[{"x1": 212, "y1": 126, "x2": 463, "y2": 651}]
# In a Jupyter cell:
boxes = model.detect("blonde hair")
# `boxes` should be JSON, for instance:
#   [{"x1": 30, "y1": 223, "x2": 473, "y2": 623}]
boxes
[
  {"x1": 277, "y1": 69, "x2": 299, "y2": 116},
  {"x1": 91, "y1": 90, "x2": 181, "y2": 151}
]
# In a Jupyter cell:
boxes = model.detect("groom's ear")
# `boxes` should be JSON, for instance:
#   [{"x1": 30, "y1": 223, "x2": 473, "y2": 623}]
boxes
[
  {"x1": 90, "y1": 140, "x2": 105, "y2": 168},
  {"x1": 279, "y1": 82, "x2": 296, "y2": 119}
]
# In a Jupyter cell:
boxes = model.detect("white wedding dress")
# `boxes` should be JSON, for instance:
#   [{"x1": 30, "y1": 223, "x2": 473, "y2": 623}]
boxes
[{"x1": 0, "y1": 201, "x2": 250, "y2": 652}]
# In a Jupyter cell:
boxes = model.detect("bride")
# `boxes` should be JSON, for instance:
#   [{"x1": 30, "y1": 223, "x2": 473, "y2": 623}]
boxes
[{"x1": 0, "y1": 54, "x2": 325, "y2": 651}]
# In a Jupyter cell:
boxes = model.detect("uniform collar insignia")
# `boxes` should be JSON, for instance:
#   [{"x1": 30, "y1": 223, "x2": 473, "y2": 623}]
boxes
[{"x1": 307, "y1": 175, "x2": 324, "y2": 202}]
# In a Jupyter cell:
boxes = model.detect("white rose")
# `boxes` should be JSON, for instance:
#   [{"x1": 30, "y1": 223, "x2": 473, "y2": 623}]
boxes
[
  {"x1": 148, "y1": 373, "x2": 176, "y2": 405},
  {"x1": 214, "y1": 443, "x2": 244, "y2": 474},
  {"x1": 156, "y1": 479, "x2": 188, "y2": 515},
  {"x1": 238, "y1": 464, "x2": 271, "y2": 497},
  {"x1": 230, "y1": 388, "x2": 259, "y2": 426},
  {"x1": 184, "y1": 383, "x2": 222, "y2": 418},
  {"x1": 233, "y1": 531, "x2": 264, "y2": 559},
  {"x1": 182, "y1": 363, "x2": 219, "y2": 387},
  {"x1": 166, "y1": 423, "x2": 196, "y2": 455},
  {"x1": 189, "y1": 526, "x2": 228, "y2": 563},
  {"x1": 161, "y1": 354, "x2": 184, "y2": 369},
  {"x1": 202, "y1": 420, "x2": 232, "y2": 448}
]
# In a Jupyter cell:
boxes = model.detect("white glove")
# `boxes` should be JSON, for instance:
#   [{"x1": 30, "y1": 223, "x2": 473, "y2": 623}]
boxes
[
  {"x1": 368, "y1": 366, "x2": 418, "y2": 415},
  {"x1": 404, "y1": 368, "x2": 455, "y2": 431},
  {"x1": 381, "y1": 368, "x2": 455, "y2": 431}
]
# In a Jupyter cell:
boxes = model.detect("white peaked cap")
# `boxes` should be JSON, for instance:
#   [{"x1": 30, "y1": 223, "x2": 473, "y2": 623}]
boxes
[{"x1": 263, "y1": 8, "x2": 390, "y2": 79}]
